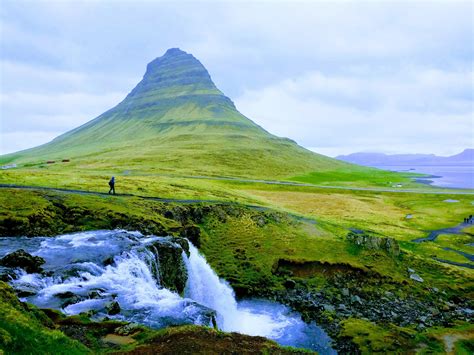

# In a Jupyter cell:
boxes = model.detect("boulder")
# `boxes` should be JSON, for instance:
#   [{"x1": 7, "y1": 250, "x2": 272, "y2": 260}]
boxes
[
  {"x1": 0, "y1": 249, "x2": 45, "y2": 273},
  {"x1": 347, "y1": 231, "x2": 400, "y2": 256},
  {"x1": 105, "y1": 301, "x2": 121, "y2": 315},
  {"x1": 410, "y1": 273, "x2": 424, "y2": 283},
  {"x1": 145, "y1": 238, "x2": 189, "y2": 294}
]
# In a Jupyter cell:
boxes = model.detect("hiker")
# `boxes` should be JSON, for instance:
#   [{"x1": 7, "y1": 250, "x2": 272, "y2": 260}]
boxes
[{"x1": 108, "y1": 176, "x2": 115, "y2": 195}]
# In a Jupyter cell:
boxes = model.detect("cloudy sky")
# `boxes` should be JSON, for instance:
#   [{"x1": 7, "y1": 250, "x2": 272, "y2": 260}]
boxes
[{"x1": 1, "y1": 0, "x2": 472, "y2": 156}]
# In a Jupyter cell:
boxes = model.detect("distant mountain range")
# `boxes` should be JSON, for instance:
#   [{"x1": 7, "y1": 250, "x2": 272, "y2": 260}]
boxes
[{"x1": 336, "y1": 149, "x2": 474, "y2": 167}]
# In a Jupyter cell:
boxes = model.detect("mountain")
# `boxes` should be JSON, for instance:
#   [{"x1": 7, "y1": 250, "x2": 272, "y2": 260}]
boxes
[
  {"x1": 2, "y1": 48, "x2": 347, "y2": 178},
  {"x1": 336, "y1": 149, "x2": 474, "y2": 167}
]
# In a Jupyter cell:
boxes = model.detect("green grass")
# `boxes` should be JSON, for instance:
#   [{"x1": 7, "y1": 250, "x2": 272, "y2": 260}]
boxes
[{"x1": 0, "y1": 282, "x2": 89, "y2": 354}]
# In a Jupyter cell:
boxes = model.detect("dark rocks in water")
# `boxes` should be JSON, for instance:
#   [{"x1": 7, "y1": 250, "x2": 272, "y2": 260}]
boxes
[
  {"x1": 0, "y1": 266, "x2": 17, "y2": 281},
  {"x1": 347, "y1": 231, "x2": 400, "y2": 256},
  {"x1": 0, "y1": 249, "x2": 45, "y2": 273},
  {"x1": 145, "y1": 238, "x2": 189, "y2": 294},
  {"x1": 105, "y1": 301, "x2": 121, "y2": 315},
  {"x1": 55, "y1": 291, "x2": 76, "y2": 299}
]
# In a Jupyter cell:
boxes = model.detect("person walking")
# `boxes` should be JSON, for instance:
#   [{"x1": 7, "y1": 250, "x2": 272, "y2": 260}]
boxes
[{"x1": 108, "y1": 176, "x2": 116, "y2": 195}]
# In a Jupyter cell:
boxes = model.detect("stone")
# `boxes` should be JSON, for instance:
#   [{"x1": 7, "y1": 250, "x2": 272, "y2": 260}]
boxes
[
  {"x1": 346, "y1": 231, "x2": 400, "y2": 256},
  {"x1": 351, "y1": 295, "x2": 363, "y2": 304},
  {"x1": 284, "y1": 279, "x2": 296, "y2": 289},
  {"x1": 384, "y1": 291, "x2": 394, "y2": 298},
  {"x1": 342, "y1": 288, "x2": 350, "y2": 296},
  {"x1": 105, "y1": 301, "x2": 121, "y2": 315},
  {"x1": 145, "y1": 238, "x2": 188, "y2": 294},
  {"x1": 323, "y1": 304, "x2": 335, "y2": 312},
  {"x1": 407, "y1": 268, "x2": 415, "y2": 273},
  {"x1": 0, "y1": 249, "x2": 45, "y2": 274},
  {"x1": 410, "y1": 273, "x2": 424, "y2": 283}
]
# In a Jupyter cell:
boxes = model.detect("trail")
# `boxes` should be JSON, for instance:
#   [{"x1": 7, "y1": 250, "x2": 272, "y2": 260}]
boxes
[{"x1": 127, "y1": 173, "x2": 474, "y2": 195}]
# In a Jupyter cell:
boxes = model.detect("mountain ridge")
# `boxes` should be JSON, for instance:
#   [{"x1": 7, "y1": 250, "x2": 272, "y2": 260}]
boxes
[{"x1": 336, "y1": 149, "x2": 474, "y2": 167}]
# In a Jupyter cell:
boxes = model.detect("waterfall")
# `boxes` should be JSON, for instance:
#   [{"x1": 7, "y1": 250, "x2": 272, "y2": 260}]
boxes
[
  {"x1": 183, "y1": 242, "x2": 239, "y2": 330},
  {"x1": 0, "y1": 230, "x2": 335, "y2": 353}
]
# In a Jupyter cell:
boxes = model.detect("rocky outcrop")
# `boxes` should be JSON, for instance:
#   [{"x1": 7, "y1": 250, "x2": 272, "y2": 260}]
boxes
[
  {"x1": 347, "y1": 230, "x2": 400, "y2": 256},
  {"x1": 0, "y1": 249, "x2": 45, "y2": 273},
  {"x1": 145, "y1": 238, "x2": 189, "y2": 294}
]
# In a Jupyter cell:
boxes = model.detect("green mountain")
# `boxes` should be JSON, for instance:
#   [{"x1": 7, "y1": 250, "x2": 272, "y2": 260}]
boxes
[{"x1": 3, "y1": 48, "x2": 346, "y2": 178}]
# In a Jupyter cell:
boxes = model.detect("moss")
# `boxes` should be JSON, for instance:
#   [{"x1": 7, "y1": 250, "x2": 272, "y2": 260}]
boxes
[
  {"x1": 340, "y1": 318, "x2": 416, "y2": 353},
  {"x1": 0, "y1": 282, "x2": 89, "y2": 354}
]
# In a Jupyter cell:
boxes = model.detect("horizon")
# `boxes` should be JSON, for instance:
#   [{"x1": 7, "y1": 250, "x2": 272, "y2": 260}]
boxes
[{"x1": 1, "y1": 1, "x2": 473, "y2": 157}]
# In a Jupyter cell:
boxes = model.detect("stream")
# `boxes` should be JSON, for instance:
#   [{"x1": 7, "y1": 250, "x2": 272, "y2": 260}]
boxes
[{"x1": 0, "y1": 230, "x2": 335, "y2": 354}]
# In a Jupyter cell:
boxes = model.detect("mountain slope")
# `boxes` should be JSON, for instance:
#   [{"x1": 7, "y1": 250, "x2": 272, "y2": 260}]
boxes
[{"x1": 3, "y1": 48, "x2": 349, "y2": 178}]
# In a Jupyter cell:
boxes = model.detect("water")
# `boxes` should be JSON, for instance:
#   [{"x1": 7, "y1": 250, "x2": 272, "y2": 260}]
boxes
[
  {"x1": 378, "y1": 165, "x2": 474, "y2": 189},
  {"x1": 0, "y1": 230, "x2": 335, "y2": 353}
]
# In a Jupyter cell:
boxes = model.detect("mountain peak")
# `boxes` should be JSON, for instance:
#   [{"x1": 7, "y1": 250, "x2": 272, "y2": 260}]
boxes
[{"x1": 123, "y1": 48, "x2": 227, "y2": 108}]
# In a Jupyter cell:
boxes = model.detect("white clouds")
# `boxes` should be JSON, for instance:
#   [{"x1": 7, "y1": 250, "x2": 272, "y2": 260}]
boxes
[{"x1": 235, "y1": 65, "x2": 473, "y2": 156}]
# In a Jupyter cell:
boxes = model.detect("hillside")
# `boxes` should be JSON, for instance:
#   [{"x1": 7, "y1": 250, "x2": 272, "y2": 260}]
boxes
[{"x1": 2, "y1": 48, "x2": 348, "y2": 179}]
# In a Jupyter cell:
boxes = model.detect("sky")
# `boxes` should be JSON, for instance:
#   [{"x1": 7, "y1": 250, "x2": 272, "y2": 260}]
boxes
[{"x1": 0, "y1": 0, "x2": 473, "y2": 157}]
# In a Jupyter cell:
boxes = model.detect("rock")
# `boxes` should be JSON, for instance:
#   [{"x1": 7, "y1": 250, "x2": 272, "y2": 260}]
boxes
[
  {"x1": 284, "y1": 279, "x2": 296, "y2": 289},
  {"x1": 115, "y1": 323, "x2": 142, "y2": 336},
  {"x1": 180, "y1": 225, "x2": 201, "y2": 249},
  {"x1": 105, "y1": 301, "x2": 121, "y2": 315},
  {"x1": 410, "y1": 273, "x2": 424, "y2": 283},
  {"x1": 0, "y1": 249, "x2": 45, "y2": 273},
  {"x1": 351, "y1": 295, "x2": 363, "y2": 304},
  {"x1": 342, "y1": 288, "x2": 350, "y2": 296},
  {"x1": 432, "y1": 287, "x2": 439, "y2": 293},
  {"x1": 346, "y1": 231, "x2": 400, "y2": 256},
  {"x1": 145, "y1": 238, "x2": 188, "y2": 294},
  {"x1": 323, "y1": 304, "x2": 335, "y2": 312},
  {"x1": 55, "y1": 291, "x2": 76, "y2": 299},
  {"x1": 338, "y1": 304, "x2": 347, "y2": 311},
  {"x1": 407, "y1": 268, "x2": 415, "y2": 274},
  {"x1": 0, "y1": 266, "x2": 17, "y2": 281}
]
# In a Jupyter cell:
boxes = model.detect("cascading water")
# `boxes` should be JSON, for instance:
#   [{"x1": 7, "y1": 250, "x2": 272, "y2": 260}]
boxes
[{"x1": 0, "y1": 230, "x2": 335, "y2": 353}]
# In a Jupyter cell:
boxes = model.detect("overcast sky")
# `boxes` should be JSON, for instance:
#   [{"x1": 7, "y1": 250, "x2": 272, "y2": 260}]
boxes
[{"x1": 1, "y1": 0, "x2": 472, "y2": 157}]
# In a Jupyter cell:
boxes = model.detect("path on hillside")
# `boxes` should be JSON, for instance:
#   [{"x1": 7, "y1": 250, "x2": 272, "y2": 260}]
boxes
[{"x1": 126, "y1": 173, "x2": 474, "y2": 195}]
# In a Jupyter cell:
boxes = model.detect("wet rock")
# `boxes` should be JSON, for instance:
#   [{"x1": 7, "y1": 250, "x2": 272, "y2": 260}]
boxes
[
  {"x1": 0, "y1": 266, "x2": 17, "y2": 281},
  {"x1": 55, "y1": 291, "x2": 76, "y2": 299},
  {"x1": 0, "y1": 249, "x2": 45, "y2": 273},
  {"x1": 410, "y1": 273, "x2": 424, "y2": 283},
  {"x1": 105, "y1": 301, "x2": 121, "y2": 315},
  {"x1": 145, "y1": 238, "x2": 188, "y2": 294},
  {"x1": 347, "y1": 231, "x2": 400, "y2": 256}
]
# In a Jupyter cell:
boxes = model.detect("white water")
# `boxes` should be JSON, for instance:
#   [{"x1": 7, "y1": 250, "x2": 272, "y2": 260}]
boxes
[{"x1": 1, "y1": 230, "x2": 335, "y2": 353}]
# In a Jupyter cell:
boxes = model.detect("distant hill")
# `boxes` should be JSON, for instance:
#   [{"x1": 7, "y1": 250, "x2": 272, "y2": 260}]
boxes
[
  {"x1": 1, "y1": 48, "x2": 349, "y2": 179},
  {"x1": 336, "y1": 149, "x2": 474, "y2": 167}
]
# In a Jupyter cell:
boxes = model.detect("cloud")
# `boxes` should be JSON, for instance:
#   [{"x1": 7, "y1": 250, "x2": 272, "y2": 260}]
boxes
[
  {"x1": 235, "y1": 65, "x2": 473, "y2": 156},
  {"x1": 0, "y1": 0, "x2": 472, "y2": 155}
]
